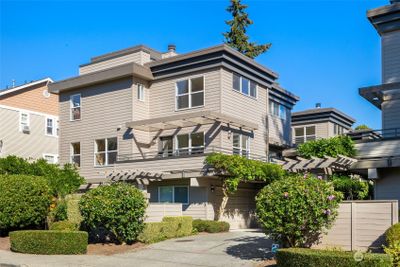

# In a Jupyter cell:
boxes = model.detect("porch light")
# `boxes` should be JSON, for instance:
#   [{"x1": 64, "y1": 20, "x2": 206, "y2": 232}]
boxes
[{"x1": 210, "y1": 185, "x2": 215, "y2": 193}]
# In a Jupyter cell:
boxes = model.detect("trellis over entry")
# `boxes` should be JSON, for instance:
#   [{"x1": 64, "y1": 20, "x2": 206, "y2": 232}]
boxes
[{"x1": 270, "y1": 155, "x2": 358, "y2": 175}]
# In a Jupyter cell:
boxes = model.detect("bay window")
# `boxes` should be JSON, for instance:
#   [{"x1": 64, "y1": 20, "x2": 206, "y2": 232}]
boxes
[
  {"x1": 94, "y1": 137, "x2": 118, "y2": 166},
  {"x1": 176, "y1": 77, "x2": 204, "y2": 110},
  {"x1": 158, "y1": 186, "x2": 189, "y2": 204}
]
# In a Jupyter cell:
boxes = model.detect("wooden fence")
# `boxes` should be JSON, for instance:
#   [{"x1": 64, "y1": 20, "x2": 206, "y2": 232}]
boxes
[
  {"x1": 315, "y1": 200, "x2": 398, "y2": 251},
  {"x1": 145, "y1": 203, "x2": 183, "y2": 222}
]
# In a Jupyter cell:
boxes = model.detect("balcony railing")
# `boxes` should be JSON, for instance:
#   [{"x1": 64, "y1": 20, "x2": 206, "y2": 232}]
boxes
[
  {"x1": 347, "y1": 128, "x2": 400, "y2": 142},
  {"x1": 117, "y1": 146, "x2": 268, "y2": 163}
]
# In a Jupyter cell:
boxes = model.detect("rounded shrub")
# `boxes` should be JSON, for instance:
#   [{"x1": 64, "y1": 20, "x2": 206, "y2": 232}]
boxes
[
  {"x1": 0, "y1": 175, "x2": 52, "y2": 233},
  {"x1": 10, "y1": 230, "x2": 87, "y2": 255},
  {"x1": 50, "y1": 221, "x2": 78, "y2": 231},
  {"x1": 192, "y1": 219, "x2": 230, "y2": 233},
  {"x1": 386, "y1": 223, "x2": 400, "y2": 246},
  {"x1": 256, "y1": 174, "x2": 342, "y2": 248},
  {"x1": 79, "y1": 182, "x2": 147, "y2": 244}
]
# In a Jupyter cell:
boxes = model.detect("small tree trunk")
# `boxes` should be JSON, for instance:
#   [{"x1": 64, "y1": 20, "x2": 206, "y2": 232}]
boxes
[{"x1": 217, "y1": 183, "x2": 229, "y2": 221}]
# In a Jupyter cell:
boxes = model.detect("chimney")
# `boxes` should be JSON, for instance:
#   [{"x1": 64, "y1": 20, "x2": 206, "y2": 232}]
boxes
[
  {"x1": 168, "y1": 44, "x2": 176, "y2": 53},
  {"x1": 315, "y1": 103, "x2": 321, "y2": 109}
]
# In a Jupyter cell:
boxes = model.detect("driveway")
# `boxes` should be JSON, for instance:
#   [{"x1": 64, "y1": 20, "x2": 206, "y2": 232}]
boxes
[{"x1": 0, "y1": 230, "x2": 273, "y2": 267}]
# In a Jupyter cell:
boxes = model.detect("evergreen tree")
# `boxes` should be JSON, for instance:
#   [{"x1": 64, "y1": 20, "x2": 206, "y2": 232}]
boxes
[{"x1": 223, "y1": 0, "x2": 271, "y2": 59}]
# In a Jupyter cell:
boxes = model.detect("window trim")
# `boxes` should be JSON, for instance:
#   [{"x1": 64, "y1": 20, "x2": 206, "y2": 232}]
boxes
[
  {"x1": 70, "y1": 142, "x2": 81, "y2": 167},
  {"x1": 137, "y1": 83, "x2": 145, "y2": 102},
  {"x1": 45, "y1": 116, "x2": 58, "y2": 137},
  {"x1": 174, "y1": 132, "x2": 205, "y2": 155},
  {"x1": 269, "y1": 100, "x2": 288, "y2": 120},
  {"x1": 19, "y1": 112, "x2": 30, "y2": 132},
  {"x1": 294, "y1": 125, "x2": 317, "y2": 144},
  {"x1": 175, "y1": 75, "x2": 205, "y2": 111},
  {"x1": 70, "y1": 93, "x2": 81, "y2": 121},
  {"x1": 43, "y1": 153, "x2": 58, "y2": 164},
  {"x1": 157, "y1": 185, "x2": 189, "y2": 205},
  {"x1": 94, "y1": 137, "x2": 118, "y2": 167},
  {"x1": 232, "y1": 73, "x2": 258, "y2": 99},
  {"x1": 232, "y1": 132, "x2": 250, "y2": 157}
]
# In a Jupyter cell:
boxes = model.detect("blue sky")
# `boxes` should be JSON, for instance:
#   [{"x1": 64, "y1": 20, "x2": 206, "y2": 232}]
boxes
[{"x1": 0, "y1": 0, "x2": 388, "y2": 129}]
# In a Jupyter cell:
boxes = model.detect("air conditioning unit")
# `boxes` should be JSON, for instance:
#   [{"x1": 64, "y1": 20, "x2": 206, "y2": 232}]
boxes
[{"x1": 22, "y1": 125, "x2": 30, "y2": 133}]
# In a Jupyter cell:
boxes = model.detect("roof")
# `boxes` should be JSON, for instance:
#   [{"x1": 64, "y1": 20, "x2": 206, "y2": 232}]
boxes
[
  {"x1": 367, "y1": 2, "x2": 400, "y2": 35},
  {"x1": 292, "y1": 107, "x2": 356, "y2": 128},
  {"x1": 0, "y1": 78, "x2": 53, "y2": 97}
]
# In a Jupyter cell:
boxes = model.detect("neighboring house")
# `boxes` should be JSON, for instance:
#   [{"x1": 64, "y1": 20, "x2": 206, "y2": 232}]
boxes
[
  {"x1": 291, "y1": 105, "x2": 355, "y2": 145},
  {"x1": 0, "y1": 78, "x2": 59, "y2": 163},
  {"x1": 351, "y1": 0, "x2": 400, "y2": 202},
  {"x1": 49, "y1": 44, "x2": 299, "y2": 228}
]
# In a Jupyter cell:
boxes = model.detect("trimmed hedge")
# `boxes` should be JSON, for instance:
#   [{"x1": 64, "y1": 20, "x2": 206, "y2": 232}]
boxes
[
  {"x1": 138, "y1": 216, "x2": 193, "y2": 244},
  {"x1": 192, "y1": 219, "x2": 230, "y2": 233},
  {"x1": 276, "y1": 248, "x2": 392, "y2": 267},
  {"x1": 49, "y1": 221, "x2": 79, "y2": 231},
  {"x1": 386, "y1": 223, "x2": 400, "y2": 246},
  {"x1": 10, "y1": 230, "x2": 88, "y2": 255}
]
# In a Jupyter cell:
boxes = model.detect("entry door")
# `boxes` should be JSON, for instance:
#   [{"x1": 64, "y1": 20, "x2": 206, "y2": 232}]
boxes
[{"x1": 159, "y1": 136, "x2": 173, "y2": 157}]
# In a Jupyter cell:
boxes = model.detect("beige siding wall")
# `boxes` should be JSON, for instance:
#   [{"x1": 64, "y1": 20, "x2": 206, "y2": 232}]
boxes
[
  {"x1": 375, "y1": 168, "x2": 400, "y2": 201},
  {"x1": 145, "y1": 203, "x2": 183, "y2": 223},
  {"x1": 316, "y1": 201, "x2": 398, "y2": 251},
  {"x1": 382, "y1": 97, "x2": 400, "y2": 130},
  {"x1": 382, "y1": 31, "x2": 400, "y2": 84},
  {"x1": 269, "y1": 115, "x2": 291, "y2": 146},
  {"x1": 0, "y1": 106, "x2": 58, "y2": 159},
  {"x1": 292, "y1": 122, "x2": 330, "y2": 144},
  {"x1": 79, "y1": 51, "x2": 151, "y2": 75},
  {"x1": 355, "y1": 139, "x2": 400, "y2": 159}
]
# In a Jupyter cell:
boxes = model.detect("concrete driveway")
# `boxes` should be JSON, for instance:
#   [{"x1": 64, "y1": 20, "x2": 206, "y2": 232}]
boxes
[{"x1": 0, "y1": 230, "x2": 273, "y2": 267}]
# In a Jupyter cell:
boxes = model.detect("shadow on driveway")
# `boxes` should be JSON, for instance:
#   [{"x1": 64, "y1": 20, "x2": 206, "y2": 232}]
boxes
[{"x1": 225, "y1": 235, "x2": 274, "y2": 261}]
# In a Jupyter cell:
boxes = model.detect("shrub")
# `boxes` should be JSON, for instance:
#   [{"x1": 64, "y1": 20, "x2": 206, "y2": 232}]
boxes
[
  {"x1": 330, "y1": 175, "x2": 369, "y2": 200},
  {"x1": 66, "y1": 194, "x2": 83, "y2": 226},
  {"x1": 256, "y1": 174, "x2": 342, "y2": 248},
  {"x1": 192, "y1": 220, "x2": 230, "y2": 233},
  {"x1": 385, "y1": 242, "x2": 400, "y2": 267},
  {"x1": 386, "y1": 223, "x2": 400, "y2": 246},
  {"x1": 276, "y1": 248, "x2": 392, "y2": 267},
  {"x1": 79, "y1": 183, "x2": 147, "y2": 244},
  {"x1": 0, "y1": 175, "x2": 52, "y2": 233},
  {"x1": 297, "y1": 135, "x2": 356, "y2": 159},
  {"x1": 49, "y1": 221, "x2": 79, "y2": 231},
  {"x1": 49, "y1": 199, "x2": 68, "y2": 222},
  {"x1": 355, "y1": 124, "x2": 371, "y2": 131},
  {"x1": 385, "y1": 223, "x2": 400, "y2": 266},
  {"x1": 10, "y1": 230, "x2": 87, "y2": 255},
  {"x1": 138, "y1": 222, "x2": 166, "y2": 244}
]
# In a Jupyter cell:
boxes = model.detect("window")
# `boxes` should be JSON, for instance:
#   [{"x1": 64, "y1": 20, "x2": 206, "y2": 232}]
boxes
[
  {"x1": 94, "y1": 137, "x2": 118, "y2": 166},
  {"x1": 233, "y1": 133, "x2": 250, "y2": 157},
  {"x1": 45, "y1": 117, "x2": 58, "y2": 136},
  {"x1": 176, "y1": 77, "x2": 204, "y2": 110},
  {"x1": 232, "y1": 73, "x2": 257, "y2": 98},
  {"x1": 19, "y1": 112, "x2": 30, "y2": 132},
  {"x1": 71, "y1": 142, "x2": 81, "y2": 167},
  {"x1": 176, "y1": 132, "x2": 204, "y2": 155},
  {"x1": 43, "y1": 154, "x2": 58, "y2": 164},
  {"x1": 158, "y1": 186, "x2": 189, "y2": 204},
  {"x1": 334, "y1": 124, "x2": 345, "y2": 135},
  {"x1": 269, "y1": 100, "x2": 287, "y2": 120},
  {"x1": 137, "y1": 84, "x2": 144, "y2": 101},
  {"x1": 294, "y1": 126, "x2": 316, "y2": 144},
  {"x1": 70, "y1": 94, "x2": 81, "y2": 121}
]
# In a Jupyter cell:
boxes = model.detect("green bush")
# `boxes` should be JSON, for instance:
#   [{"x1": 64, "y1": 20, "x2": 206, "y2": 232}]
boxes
[
  {"x1": 192, "y1": 220, "x2": 230, "y2": 233},
  {"x1": 256, "y1": 174, "x2": 342, "y2": 248},
  {"x1": 0, "y1": 175, "x2": 52, "y2": 233},
  {"x1": 386, "y1": 223, "x2": 400, "y2": 246},
  {"x1": 276, "y1": 248, "x2": 392, "y2": 267},
  {"x1": 138, "y1": 222, "x2": 166, "y2": 244},
  {"x1": 49, "y1": 221, "x2": 79, "y2": 231},
  {"x1": 79, "y1": 183, "x2": 147, "y2": 243},
  {"x1": 50, "y1": 199, "x2": 68, "y2": 222},
  {"x1": 385, "y1": 223, "x2": 400, "y2": 266},
  {"x1": 297, "y1": 135, "x2": 356, "y2": 159},
  {"x1": 162, "y1": 216, "x2": 193, "y2": 237},
  {"x1": 66, "y1": 194, "x2": 83, "y2": 226},
  {"x1": 330, "y1": 175, "x2": 369, "y2": 200},
  {"x1": 10, "y1": 230, "x2": 87, "y2": 255}
]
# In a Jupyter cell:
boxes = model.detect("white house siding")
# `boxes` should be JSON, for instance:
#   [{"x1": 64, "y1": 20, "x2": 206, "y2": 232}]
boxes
[
  {"x1": 382, "y1": 31, "x2": 400, "y2": 84},
  {"x1": 0, "y1": 106, "x2": 58, "y2": 160}
]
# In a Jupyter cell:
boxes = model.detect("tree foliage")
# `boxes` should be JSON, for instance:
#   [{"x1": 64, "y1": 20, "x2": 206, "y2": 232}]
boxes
[
  {"x1": 355, "y1": 124, "x2": 371, "y2": 131},
  {"x1": 223, "y1": 0, "x2": 271, "y2": 58},
  {"x1": 256, "y1": 174, "x2": 342, "y2": 248},
  {"x1": 330, "y1": 175, "x2": 369, "y2": 200},
  {"x1": 297, "y1": 136, "x2": 356, "y2": 159}
]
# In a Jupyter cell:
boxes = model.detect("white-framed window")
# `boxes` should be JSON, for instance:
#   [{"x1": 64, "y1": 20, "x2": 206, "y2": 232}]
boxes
[
  {"x1": 232, "y1": 133, "x2": 250, "y2": 157},
  {"x1": 43, "y1": 154, "x2": 58, "y2": 164},
  {"x1": 334, "y1": 124, "x2": 345, "y2": 135},
  {"x1": 94, "y1": 137, "x2": 118, "y2": 166},
  {"x1": 45, "y1": 117, "x2": 58, "y2": 137},
  {"x1": 269, "y1": 100, "x2": 287, "y2": 120},
  {"x1": 137, "y1": 84, "x2": 145, "y2": 101},
  {"x1": 19, "y1": 112, "x2": 30, "y2": 132},
  {"x1": 70, "y1": 94, "x2": 81, "y2": 121},
  {"x1": 71, "y1": 142, "x2": 81, "y2": 167},
  {"x1": 294, "y1": 126, "x2": 316, "y2": 144},
  {"x1": 175, "y1": 132, "x2": 204, "y2": 155},
  {"x1": 232, "y1": 73, "x2": 257, "y2": 98},
  {"x1": 158, "y1": 186, "x2": 189, "y2": 204},
  {"x1": 176, "y1": 76, "x2": 204, "y2": 110}
]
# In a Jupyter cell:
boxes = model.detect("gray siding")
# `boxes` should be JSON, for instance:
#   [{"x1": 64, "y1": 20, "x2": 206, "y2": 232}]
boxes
[
  {"x1": 375, "y1": 168, "x2": 400, "y2": 201},
  {"x1": 355, "y1": 139, "x2": 400, "y2": 159},
  {"x1": 382, "y1": 98, "x2": 400, "y2": 130},
  {"x1": 382, "y1": 31, "x2": 400, "y2": 84},
  {"x1": 0, "y1": 106, "x2": 58, "y2": 160}
]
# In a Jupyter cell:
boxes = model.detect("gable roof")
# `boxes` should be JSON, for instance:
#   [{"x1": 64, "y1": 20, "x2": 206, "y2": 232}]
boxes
[{"x1": 0, "y1": 78, "x2": 53, "y2": 97}]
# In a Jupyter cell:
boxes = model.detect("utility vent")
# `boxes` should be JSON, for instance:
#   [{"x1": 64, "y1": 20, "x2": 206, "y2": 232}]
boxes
[{"x1": 22, "y1": 125, "x2": 30, "y2": 134}]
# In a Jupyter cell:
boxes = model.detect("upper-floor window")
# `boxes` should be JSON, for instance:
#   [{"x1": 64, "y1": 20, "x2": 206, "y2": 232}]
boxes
[
  {"x1": 176, "y1": 77, "x2": 204, "y2": 110},
  {"x1": 137, "y1": 84, "x2": 145, "y2": 101},
  {"x1": 94, "y1": 137, "x2": 118, "y2": 166},
  {"x1": 269, "y1": 100, "x2": 287, "y2": 120},
  {"x1": 233, "y1": 73, "x2": 257, "y2": 98},
  {"x1": 43, "y1": 154, "x2": 58, "y2": 164},
  {"x1": 294, "y1": 126, "x2": 316, "y2": 144},
  {"x1": 233, "y1": 133, "x2": 250, "y2": 157},
  {"x1": 334, "y1": 124, "x2": 345, "y2": 135},
  {"x1": 70, "y1": 94, "x2": 81, "y2": 121},
  {"x1": 176, "y1": 132, "x2": 204, "y2": 155},
  {"x1": 71, "y1": 142, "x2": 81, "y2": 167},
  {"x1": 45, "y1": 117, "x2": 58, "y2": 137},
  {"x1": 19, "y1": 112, "x2": 30, "y2": 132}
]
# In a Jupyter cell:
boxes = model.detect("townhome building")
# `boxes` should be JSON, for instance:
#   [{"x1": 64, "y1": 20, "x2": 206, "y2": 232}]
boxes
[
  {"x1": 351, "y1": 0, "x2": 400, "y2": 202},
  {"x1": 292, "y1": 104, "x2": 355, "y2": 145},
  {"x1": 0, "y1": 78, "x2": 59, "y2": 163},
  {"x1": 49, "y1": 44, "x2": 299, "y2": 228}
]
